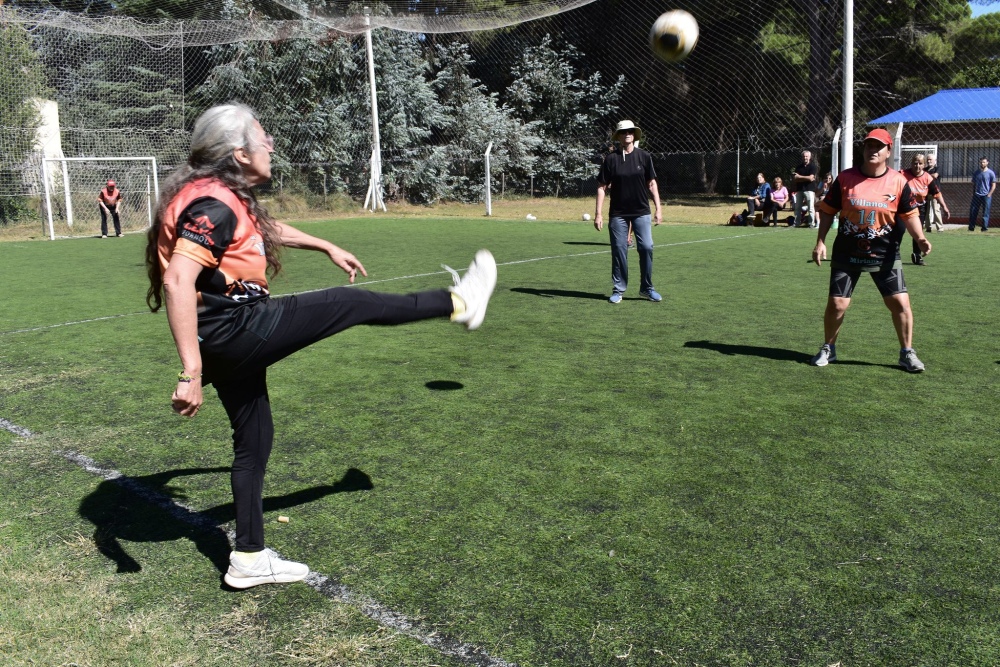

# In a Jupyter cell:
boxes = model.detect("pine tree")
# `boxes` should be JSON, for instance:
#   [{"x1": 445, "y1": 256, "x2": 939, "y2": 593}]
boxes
[
  {"x1": 0, "y1": 22, "x2": 50, "y2": 223},
  {"x1": 503, "y1": 35, "x2": 624, "y2": 197},
  {"x1": 432, "y1": 41, "x2": 541, "y2": 202}
]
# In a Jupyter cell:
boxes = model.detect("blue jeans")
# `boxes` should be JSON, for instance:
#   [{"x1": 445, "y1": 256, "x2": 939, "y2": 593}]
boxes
[
  {"x1": 969, "y1": 195, "x2": 992, "y2": 230},
  {"x1": 609, "y1": 214, "x2": 653, "y2": 295}
]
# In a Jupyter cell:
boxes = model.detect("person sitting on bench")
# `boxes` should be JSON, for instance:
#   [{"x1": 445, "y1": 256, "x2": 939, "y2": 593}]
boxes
[
  {"x1": 769, "y1": 176, "x2": 789, "y2": 225},
  {"x1": 743, "y1": 172, "x2": 772, "y2": 225}
]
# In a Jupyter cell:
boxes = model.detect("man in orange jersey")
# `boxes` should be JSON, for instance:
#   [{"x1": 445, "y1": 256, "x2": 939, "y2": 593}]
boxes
[
  {"x1": 903, "y1": 153, "x2": 950, "y2": 265},
  {"x1": 809, "y1": 128, "x2": 931, "y2": 373}
]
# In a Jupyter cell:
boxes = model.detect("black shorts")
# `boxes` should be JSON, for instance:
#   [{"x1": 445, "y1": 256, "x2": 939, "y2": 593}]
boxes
[{"x1": 829, "y1": 267, "x2": 907, "y2": 298}]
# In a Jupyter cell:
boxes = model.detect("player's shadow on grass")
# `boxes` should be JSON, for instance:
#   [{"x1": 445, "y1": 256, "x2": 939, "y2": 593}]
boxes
[
  {"x1": 684, "y1": 340, "x2": 893, "y2": 367},
  {"x1": 79, "y1": 466, "x2": 373, "y2": 577},
  {"x1": 562, "y1": 241, "x2": 609, "y2": 246},
  {"x1": 510, "y1": 287, "x2": 608, "y2": 301}
]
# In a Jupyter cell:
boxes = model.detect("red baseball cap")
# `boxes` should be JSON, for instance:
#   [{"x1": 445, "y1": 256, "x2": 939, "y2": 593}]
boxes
[
  {"x1": 107, "y1": 179, "x2": 116, "y2": 187},
  {"x1": 863, "y1": 128, "x2": 893, "y2": 147}
]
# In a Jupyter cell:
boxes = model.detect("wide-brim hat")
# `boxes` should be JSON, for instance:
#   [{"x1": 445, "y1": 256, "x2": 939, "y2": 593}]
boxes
[{"x1": 612, "y1": 120, "x2": 643, "y2": 142}]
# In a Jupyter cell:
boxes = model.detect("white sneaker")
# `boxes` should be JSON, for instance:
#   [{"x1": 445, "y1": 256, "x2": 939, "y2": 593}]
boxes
[
  {"x1": 899, "y1": 349, "x2": 925, "y2": 373},
  {"x1": 445, "y1": 249, "x2": 497, "y2": 331},
  {"x1": 224, "y1": 549, "x2": 309, "y2": 589},
  {"x1": 810, "y1": 344, "x2": 836, "y2": 367}
]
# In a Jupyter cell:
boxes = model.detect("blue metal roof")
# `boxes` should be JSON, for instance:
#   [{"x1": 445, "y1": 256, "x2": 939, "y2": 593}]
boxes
[{"x1": 869, "y1": 88, "x2": 1000, "y2": 124}]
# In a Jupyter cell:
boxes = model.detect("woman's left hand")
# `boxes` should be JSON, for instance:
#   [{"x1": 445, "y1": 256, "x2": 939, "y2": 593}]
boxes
[
  {"x1": 328, "y1": 247, "x2": 368, "y2": 283},
  {"x1": 172, "y1": 377, "x2": 203, "y2": 417}
]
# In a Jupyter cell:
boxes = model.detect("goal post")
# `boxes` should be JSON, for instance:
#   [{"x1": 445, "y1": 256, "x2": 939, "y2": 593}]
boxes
[
  {"x1": 896, "y1": 145, "x2": 939, "y2": 172},
  {"x1": 41, "y1": 156, "x2": 159, "y2": 240}
]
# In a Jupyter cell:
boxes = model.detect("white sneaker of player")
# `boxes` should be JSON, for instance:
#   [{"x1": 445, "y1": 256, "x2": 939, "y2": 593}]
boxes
[
  {"x1": 810, "y1": 344, "x2": 836, "y2": 367},
  {"x1": 898, "y1": 349, "x2": 926, "y2": 373},
  {"x1": 445, "y1": 249, "x2": 497, "y2": 331},
  {"x1": 224, "y1": 549, "x2": 309, "y2": 589}
]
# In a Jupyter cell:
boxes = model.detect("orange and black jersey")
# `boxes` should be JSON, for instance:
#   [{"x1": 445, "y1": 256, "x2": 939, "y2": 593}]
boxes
[
  {"x1": 902, "y1": 169, "x2": 940, "y2": 206},
  {"x1": 99, "y1": 187, "x2": 122, "y2": 206},
  {"x1": 819, "y1": 167, "x2": 919, "y2": 272},
  {"x1": 157, "y1": 178, "x2": 270, "y2": 315}
]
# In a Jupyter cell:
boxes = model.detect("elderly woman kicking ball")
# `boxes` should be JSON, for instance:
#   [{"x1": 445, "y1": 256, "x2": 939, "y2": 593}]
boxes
[{"x1": 145, "y1": 103, "x2": 496, "y2": 588}]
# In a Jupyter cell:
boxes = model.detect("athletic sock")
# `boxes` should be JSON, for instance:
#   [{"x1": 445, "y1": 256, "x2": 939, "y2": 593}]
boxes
[
  {"x1": 450, "y1": 293, "x2": 466, "y2": 319},
  {"x1": 233, "y1": 550, "x2": 262, "y2": 565}
]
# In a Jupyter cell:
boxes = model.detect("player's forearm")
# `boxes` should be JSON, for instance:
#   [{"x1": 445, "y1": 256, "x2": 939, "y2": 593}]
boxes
[
  {"x1": 163, "y1": 280, "x2": 202, "y2": 375},
  {"x1": 595, "y1": 187, "x2": 606, "y2": 217},
  {"x1": 276, "y1": 222, "x2": 338, "y2": 255},
  {"x1": 816, "y1": 212, "x2": 835, "y2": 242},
  {"x1": 935, "y1": 193, "x2": 950, "y2": 215},
  {"x1": 903, "y1": 214, "x2": 926, "y2": 241}
]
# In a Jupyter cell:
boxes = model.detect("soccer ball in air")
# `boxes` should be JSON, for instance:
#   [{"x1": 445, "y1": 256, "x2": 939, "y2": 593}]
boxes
[{"x1": 649, "y1": 10, "x2": 699, "y2": 62}]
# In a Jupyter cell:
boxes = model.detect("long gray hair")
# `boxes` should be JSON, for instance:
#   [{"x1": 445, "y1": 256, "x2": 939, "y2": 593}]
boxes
[{"x1": 145, "y1": 103, "x2": 282, "y2": 312}]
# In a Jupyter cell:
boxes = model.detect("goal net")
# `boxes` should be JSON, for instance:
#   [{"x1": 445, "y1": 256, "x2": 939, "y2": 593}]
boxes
[
  {"x1": 41, "y1": 157, "x2": 157, "y2": 239},
  {"x1": 1, "y1": 0, "x2": 998, "y2": 230}
]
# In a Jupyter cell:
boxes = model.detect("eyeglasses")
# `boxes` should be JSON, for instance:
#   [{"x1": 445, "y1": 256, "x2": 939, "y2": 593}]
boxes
[{"x1": 262, "y1": 134, "x2": 275, "y2": 151}]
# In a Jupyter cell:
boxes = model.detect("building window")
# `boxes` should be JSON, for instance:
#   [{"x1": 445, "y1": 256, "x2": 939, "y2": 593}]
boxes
[{"x1": 936, "y1": 142, "x2": 1000, "y2": 182}]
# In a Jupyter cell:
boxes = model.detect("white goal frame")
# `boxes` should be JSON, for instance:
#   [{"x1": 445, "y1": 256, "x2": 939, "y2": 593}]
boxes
[
  {"x1": 895, "y1": 144, "x2": 938, "y2": 172},
  {"x1": 41, "y1": 156, "x2": 159, "y2": 240}
]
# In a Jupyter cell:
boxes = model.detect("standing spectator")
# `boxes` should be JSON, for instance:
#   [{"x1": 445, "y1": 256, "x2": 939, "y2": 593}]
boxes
[
  {"x1": 98, "y1": 179, "x2": 123, "y2": 238},
  {"x1": 904, "y1": 153, "x2": 951, "y2": 265},
  {"x1": 769, "y1": 176, "x2": 789, "y2": 225},
  {"x1": 809, "y1": 128, "x2": 931, "y2": 373},
  {"x1": 145, "y1": 104, "x2": 497, "y2": 589},
  {"x1": 792, "y1": 150, "x2": 819, "y2": 227},
  {"x1": 925, "y1": 154, "x2": 945, "y2": 232},
  {"x1": 968, "y1": 157, "x2": 996, "y2": 231},
  {"x1": 744, "y1": 172, "x2": 772, "y2": 224},
  {"x1": 594, "y1": 120, "x2": 663, "y2": 304},
  {"x1": 815, "y1": 172, "x2": 833, "y2": 227}
]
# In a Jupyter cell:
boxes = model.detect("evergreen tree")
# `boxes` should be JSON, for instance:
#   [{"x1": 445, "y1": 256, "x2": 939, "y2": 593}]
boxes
[
  {"x1": 194, "y1": 34, "x2": 361, "y2": 195},
  {"x1": 0, "y1": 23, "x2": 50, "y2": 223},
  {"x1": 432, "y1": 41, "x2": 541, "y2": 202},
  {"x1": 951, "y1": 12, "x2": 1000, "y2": 87},
  {"x1": 370, "y1": 28, "x2": 451, "y2": 203},
  {"x1": 503, "y1": 35, "x2": 624, "y2": 197},
  {"x1": 0, "y1": 23, "x2": 48, "y2": 164}
]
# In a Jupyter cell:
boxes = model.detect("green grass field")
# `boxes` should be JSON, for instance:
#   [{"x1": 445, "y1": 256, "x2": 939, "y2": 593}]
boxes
[{"x1": 2, "y1": 215, "x2": 999, "y2": 666}]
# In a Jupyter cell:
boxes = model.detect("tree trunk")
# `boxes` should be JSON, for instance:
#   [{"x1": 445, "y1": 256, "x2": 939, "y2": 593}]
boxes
[{"x1": 799, "y1": 0, "x2": 841, "y2": 148}]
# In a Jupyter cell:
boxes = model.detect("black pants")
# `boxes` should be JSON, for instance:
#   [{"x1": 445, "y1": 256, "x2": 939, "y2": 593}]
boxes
[
  {"x1": 745, "y1": 198, "x2": 775, "y2": 225},
  {"x1": 912, "y1": 204, "x2": 928, "y2": 260},
  {"x1": 204, "y1": 287, "x2": 454, "y2": 552},
  {"x1": 100, "y1": 206, "x2": 121, "y2": 236},
  {"x1": 767, "y1": 201, "x2": 788, "y2": 225}
]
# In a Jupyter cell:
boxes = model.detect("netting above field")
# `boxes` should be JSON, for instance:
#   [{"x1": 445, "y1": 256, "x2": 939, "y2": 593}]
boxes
[{"x1": 1, "y1": 0, "x2": 999, "y2": 229}]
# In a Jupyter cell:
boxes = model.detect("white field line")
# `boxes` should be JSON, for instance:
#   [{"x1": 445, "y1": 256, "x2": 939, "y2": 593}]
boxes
[
  {"x1": 0, "y1": 229, "x2": 776, "y2": 336},
  {"x1": 0, "y1": 312, "x2": 150, "y2": 335},
  {"x1": 0, "y1": 417, "x2": 34, "y2": 438},
  {"x1": 0, "y1": 418, "x2": 516, "y2": 667}
]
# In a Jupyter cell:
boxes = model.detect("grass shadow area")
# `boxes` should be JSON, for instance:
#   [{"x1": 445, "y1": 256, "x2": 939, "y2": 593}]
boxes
[
  {"x1": 510, "y1": 286, "x2": 608, "y2": 301},
  {"x1": 683, "y1": 339, "x2": 898, "y2": 368},
  {"x1": 80, "y1": 466, "x2": 373, "y2": 576}
]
